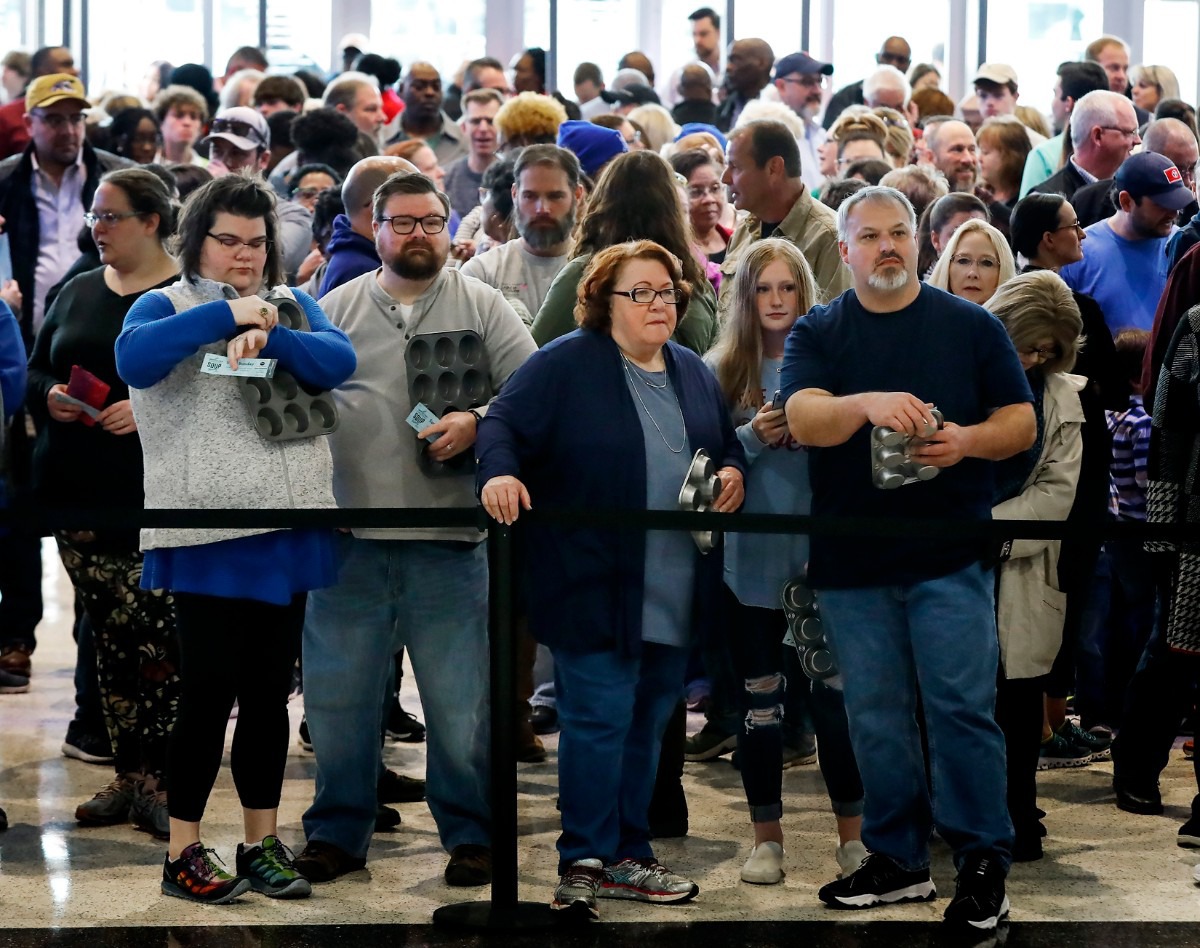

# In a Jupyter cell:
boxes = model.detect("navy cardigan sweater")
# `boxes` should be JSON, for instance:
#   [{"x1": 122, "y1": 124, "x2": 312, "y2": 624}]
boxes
[{"x1": 476, "y1": 328, "x2": 746, "y2": 656}]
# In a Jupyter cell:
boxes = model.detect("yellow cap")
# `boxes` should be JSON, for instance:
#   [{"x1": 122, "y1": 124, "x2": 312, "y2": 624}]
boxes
[{"x1": 25, "y1": 73, "x2": 88, "y2": 111}]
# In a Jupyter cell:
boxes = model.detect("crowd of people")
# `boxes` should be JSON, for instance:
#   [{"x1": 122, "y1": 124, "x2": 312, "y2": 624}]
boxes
[{"x1": 0, "y1": 10, "x2": 1196, "y2": 935}]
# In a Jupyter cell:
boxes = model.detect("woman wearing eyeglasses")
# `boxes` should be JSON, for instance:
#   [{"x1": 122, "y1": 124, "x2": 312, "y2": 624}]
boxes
[
  {"x1": 115, "y1": 174, "x2": 356, "y2": 904},
  {"x1": 479, "y1": 240, "x2": 745, "y2": 920},
  {"x1": 983, "y1": 270, "x2": 1085, "y2": 862},
  {"x1": 669, "y1": 148, "x2": 731, "y2": 265},
  {"x1": 28, "y1": 168, "x2": 181, "y2": 837},
  {"x1": 927, "y1": 218, "x2": 1015, "y2": 306}
]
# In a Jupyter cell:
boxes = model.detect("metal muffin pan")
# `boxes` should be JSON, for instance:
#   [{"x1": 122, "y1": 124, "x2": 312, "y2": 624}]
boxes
[
  {"x1": 678, "y1": 449, "x2": 723, "y2": 553},
  {"x1": 870, "y1": 407, "x2": 944, "y2": 489},
  {"x1": 404, "y1": 330, "x2": 492, "y2": 476},
  {"x1": 781, "y1": 575, "x2": 839, "y2": 683},
  {"x1": 236, "y1": 296, "x2": 339, "y2": 442}
]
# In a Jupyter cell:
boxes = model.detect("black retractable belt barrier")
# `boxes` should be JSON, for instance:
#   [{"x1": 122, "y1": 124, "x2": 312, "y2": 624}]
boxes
[{"x1": 11, "y1": 503, "x2": 1200, "y2": 929}]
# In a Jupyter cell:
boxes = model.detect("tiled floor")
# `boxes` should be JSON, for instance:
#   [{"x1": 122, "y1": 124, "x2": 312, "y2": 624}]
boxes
[{"x1": 3, "y1": 543, "x2": 1200, "y2": 944}]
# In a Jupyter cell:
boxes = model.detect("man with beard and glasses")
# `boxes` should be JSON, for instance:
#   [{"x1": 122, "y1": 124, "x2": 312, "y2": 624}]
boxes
[
  {"x1": 780, "y1": 185, "x2": 1034, "y2": 930},
  {"x1": 1060, "y1": 151, "x2": 1193, "y2": 334},
  {"x1": 387, "y1": 62, "x2": 467, "y2": 166},
  {"x1": 461, "y1": 144, "x2": 581, "y2": 326},
  {"x1": 774, "y1": 51, "x2": 835, "y2": 193},
  {"x1": 296, "y1": 171, "x2": 536, "y2": 887}
]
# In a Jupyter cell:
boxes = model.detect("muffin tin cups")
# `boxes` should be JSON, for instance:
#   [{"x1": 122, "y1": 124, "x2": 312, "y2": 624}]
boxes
[
  {"x1": 236, "y1": 296, "x2": 339, "y2": 442},
  {"x1": 677, "y1": 449, "x2": 723, "y2": 553},
  {"x1": 870, "y1": 407, "x2": 944, "y2": 489},
  {"x1": 404, "y1": 330, "x2": 493, "y2": 476},
  {"x1": 781, "y1": 575, "x2": 839, "y2": 682}
]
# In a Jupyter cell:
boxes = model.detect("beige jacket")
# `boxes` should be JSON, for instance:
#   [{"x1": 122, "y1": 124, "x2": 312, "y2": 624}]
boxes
[
  {"x1": 717, "y1": 188, "x2": 852, "y2": 318},
  {"x1": 993, "y1": 372, "x2": 1086, "y2": 679}
]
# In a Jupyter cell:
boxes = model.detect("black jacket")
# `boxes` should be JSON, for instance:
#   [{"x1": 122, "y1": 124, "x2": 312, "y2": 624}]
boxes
[
  {"x1": 672, "y1": 99, "x2": 719, "y2": 128},
  {"x1": 822, "y1": 81, "x2": 865, "y2": 130},
  {"x1": 0, "y1": 142, "x2": 132, "y2": 348},
  {"x1": 1029, "y1": 160, "x2": 1089, "y2": 202}
]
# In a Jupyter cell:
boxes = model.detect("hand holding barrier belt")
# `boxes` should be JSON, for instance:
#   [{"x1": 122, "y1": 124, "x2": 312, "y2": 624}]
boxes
[{"x1": 4, "y1": 502, "x2": 1192, "y2": 928}]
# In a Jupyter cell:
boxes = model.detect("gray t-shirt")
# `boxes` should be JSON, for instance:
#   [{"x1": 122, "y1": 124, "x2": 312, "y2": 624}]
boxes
[
  {"x1": 460, "y1": 241, "x2": 570, "y2": 328},
  {"x1": 443, "y1": 156, "x2": 484, "y2": 219},
  {"x1": 621, "y1": 358, "x2": 694, "y2": 647}
]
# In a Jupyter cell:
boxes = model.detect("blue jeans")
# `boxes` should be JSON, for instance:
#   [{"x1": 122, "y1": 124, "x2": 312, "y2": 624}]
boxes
[
  {"x1": 553, "y1": 642, "x2": 688, "y2": 873},
  {"x1": 302, "y1": 535, "x2": 491, "y2": 858},
  {"x1": 816, "y1": 562, "x2": 1013, "y2": 872}
]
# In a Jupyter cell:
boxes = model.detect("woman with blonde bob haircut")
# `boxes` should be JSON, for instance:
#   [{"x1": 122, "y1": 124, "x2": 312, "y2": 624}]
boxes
[
  {"x1": 478, "y1": 239, "x2": 745, "y2": 918},
  {"x1": 706, "y1": 238, "x2": 866, "y2": 885},
  {"x1": 928, "y1": 218, "x2": 1016, "y2": 306},
  {"x1": 1130, "y1": 64, "x2": 1180, "y2": 114},
  {"x1": 984, "y1": 269, "x2": 1085, "y2": 863}
]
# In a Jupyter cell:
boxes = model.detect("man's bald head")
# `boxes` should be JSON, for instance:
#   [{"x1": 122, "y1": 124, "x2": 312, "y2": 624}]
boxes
[
  {"x1": 678, "y1": 63, "x2": 714, "y2": 100},
  {"x1": 343, "y1": 156, "x2": 420, "y2": 236},
  {"x1": 878, "y1": 36, "x2": 912, "y2": 73},
  {"x1": 726, "y1": 39, "x2": 775, "y2": 95},
  {"x1": 1143, "y1": 118, "x2": 1200, "y2": 191}
]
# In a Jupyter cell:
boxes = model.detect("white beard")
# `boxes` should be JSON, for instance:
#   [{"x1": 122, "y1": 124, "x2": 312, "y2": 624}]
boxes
[{"x1": 867, "y1": 268, "x2": 910, "y2": 291}]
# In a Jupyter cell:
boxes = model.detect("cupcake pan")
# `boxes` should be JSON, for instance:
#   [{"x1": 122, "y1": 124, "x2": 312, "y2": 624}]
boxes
[
  {"x1": 781, "y1": 575, "x2": 839, "y2": 683},
  {"x1": 404, "y1": 330, "x2": 492, "y2": 476},
  {"x1": 870, "y1": 408, "x2": 944, "y2": 489}
]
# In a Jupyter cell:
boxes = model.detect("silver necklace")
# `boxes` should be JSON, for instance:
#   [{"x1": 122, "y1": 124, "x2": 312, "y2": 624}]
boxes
[{"x1": 620, "y1": 352, "x2": 686, "y2": 453}]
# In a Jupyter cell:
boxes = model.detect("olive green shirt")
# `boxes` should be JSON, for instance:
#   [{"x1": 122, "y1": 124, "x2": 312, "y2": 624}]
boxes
[
  {"x1": 717, "y1": 188, "x2": 852, "y2": 320},
  {"x1": 530, "y1": 253, "x2": 720, "y2": 355}
]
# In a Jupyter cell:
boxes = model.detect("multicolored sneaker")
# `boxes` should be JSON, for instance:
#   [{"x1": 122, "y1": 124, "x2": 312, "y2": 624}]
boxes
[
  {"x1": 552, "y1": 858, "x2": 605, "y2": 919},
  {"x1": 1057, "y1": 719, "x2": 1112, "y2": 761},
  {"x1": 600, "y1": 857, "x2": 699, "y2": 903},
  {"x1": 236, "y1": 836, "x2": 312, "y2": 899},
  {"x1": 162, "y1": 842, "x2": 251, "y2": 904}
]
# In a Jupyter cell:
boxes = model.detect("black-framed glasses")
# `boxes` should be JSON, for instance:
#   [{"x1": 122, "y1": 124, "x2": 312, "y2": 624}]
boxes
[
  {"x1": 378, "y1": 215, "x2": 448, "y2": 235},
  {"x1": 31, "y1": 110, "x2": 85, "y2": 130},
  {"x1": 206, "y1": 232, "x2": 271, "y2": 251},
  {"x1": 612, "y1": 287, "x2": 683, "y2": 305},
  {"x1": 85, "y1": 211, "x2": 143, "y2": 227},
  {"x1": 210, "y1": 117, "x2": 266, "y2": 145},
  {"x1": 1020, "y1": 346, "x2": 1060, "y2": 361}
]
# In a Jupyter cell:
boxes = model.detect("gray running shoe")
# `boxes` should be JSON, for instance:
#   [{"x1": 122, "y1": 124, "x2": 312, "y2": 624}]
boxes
[
  {"x1": 600, "y1": 857, "x2": 699, "y2": 903},
  {"x1": 75, "y1": 773, "x2": 137, "y2": 825},
  {"x1": 552, "y1": 858, "x2": 604, "y2": 919}
]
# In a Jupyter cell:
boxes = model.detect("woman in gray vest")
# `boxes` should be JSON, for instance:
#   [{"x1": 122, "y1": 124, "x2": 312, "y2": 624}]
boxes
[{"x1": 116, "y1": 174, "x2": 356, "y2": 905}]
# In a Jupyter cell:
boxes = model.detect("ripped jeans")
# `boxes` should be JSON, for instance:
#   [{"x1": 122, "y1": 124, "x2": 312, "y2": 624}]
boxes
[{"x1": 721, "y1": 583, "x2": 863, "y2": 823}]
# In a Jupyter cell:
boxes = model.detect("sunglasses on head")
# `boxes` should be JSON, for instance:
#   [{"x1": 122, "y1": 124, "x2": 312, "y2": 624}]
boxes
[{"x1": 211, "y1": 117, "x2": 265, "y2": 145}]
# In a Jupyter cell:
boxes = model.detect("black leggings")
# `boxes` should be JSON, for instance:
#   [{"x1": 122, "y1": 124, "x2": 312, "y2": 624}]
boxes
[
  {"x1": 995, "y1": 671, "x2": 1046, "y2": 841},
  {"x1": 167, "y1": 592, "x2": 305, "y2": 822}
]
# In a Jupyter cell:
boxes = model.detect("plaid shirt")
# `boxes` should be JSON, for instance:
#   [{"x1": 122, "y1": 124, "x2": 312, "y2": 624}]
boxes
[{"x1": 1107, "y1": 395, "x2": 1151, "y2": 520}]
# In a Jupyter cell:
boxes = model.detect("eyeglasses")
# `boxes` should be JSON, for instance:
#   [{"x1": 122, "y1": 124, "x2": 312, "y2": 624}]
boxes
[
  {"x1": 293, "y1": 186, "x2": 328, "y2": 201},
  {"x1": 85, "y1": 211, "x2": 143, "y2": 227},
  {"x1": 1100, "y1": 125, "x2": 1140, "y2": 140},
  {"x1": 378, "y1": 215, "x2": 448, "y2": 235},
  {"x1": 31, "y1": 110, "x2": 85, "y2": 130},
  {"x1": 780, "y1": 75, "x2": 823, "y2": 88},
  {"x1": 949, "y1": 254, "x2": 1000, "y2": 270},
  {"x1": 210, "y1": 117, "x2": 266, "y2": 145},
  {"x1": 1020, "y1": 346, "x2": 1060, "y2": 362},
  {"x1": 1052, "y1": 220, "x2": 1085, "y2": 234},
  {"x1": 206, "y1": 232, "x2": 271, "y2": 251},
  {"x1": 686, "y1": 182, "x2": 725, "y2": 201},
  {"x1": 612, "y1": 287, "x2": 683, "y2": 305}
]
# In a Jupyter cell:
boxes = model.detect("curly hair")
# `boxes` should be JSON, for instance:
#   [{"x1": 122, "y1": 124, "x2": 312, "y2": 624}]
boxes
[
  {"x1": 152, "y1": 83, "x2": 209, "y2": 124},
  {"x1": 494, "y1": 92, "x2": 568, "y2": 147},
  {"x1": 571, "y1": 150, "x2": 707, "y2": 291},
  {"x1": 574, "y1": 240, "x2": 693, "y2": 333},
  {"x1": 289, "y1": 107, "x2": 362, "y2": 178}
]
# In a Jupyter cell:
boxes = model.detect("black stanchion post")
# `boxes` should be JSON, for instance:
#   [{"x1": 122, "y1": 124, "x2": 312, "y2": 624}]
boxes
[{"x1": 432, "y1": 522, "x2": 557, "y2": 930}]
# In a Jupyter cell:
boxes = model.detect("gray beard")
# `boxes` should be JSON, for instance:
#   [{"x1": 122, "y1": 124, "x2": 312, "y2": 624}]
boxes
[
  {"x1": 520, "y1": 211, "x2": 573, "y2": 251},
  {"x1": 867, "y1": 268, "x2": 910, "y2": 291}
]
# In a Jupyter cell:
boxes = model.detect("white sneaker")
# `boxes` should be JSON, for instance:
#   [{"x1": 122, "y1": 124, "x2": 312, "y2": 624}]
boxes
[
  {"x1": 1193, "y1": 863, "x2": 1200, "y2": 884},
  {"x1": 740, "y1": 841, "x2": 784, "y2": 884},
  {"x1": 836, "y1": 840, "x2": 868, "y2": 879}
]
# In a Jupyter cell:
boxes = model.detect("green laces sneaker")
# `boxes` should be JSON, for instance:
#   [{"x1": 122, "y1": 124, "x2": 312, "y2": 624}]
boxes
[{"x1": 236, "y1": 835, "x2": 313, "y2": 899}]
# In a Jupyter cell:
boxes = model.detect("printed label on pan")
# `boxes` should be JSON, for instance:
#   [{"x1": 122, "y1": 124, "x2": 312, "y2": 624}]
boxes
[{"x1": 200, "y1": 354, "x2": 277, "y2": 378}]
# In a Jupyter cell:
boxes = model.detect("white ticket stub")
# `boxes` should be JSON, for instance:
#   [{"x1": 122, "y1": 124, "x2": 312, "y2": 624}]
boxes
[
  {"x1": 199, "y1": 354, "x2": 277, "y2": 378},
  {"x1": 405, "y1": 402, "x2": 443, "y2": 442}
]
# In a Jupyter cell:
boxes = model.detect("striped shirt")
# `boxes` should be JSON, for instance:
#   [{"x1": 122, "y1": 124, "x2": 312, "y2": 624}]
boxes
[{"x1": 1107, "y1": 395, "x2": 1151, "y2": 520}]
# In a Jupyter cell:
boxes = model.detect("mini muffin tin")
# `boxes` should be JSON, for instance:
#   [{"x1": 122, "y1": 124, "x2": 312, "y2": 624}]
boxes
[
  {"x1": 678, "y1": 449, "x2": 723, "y2": 553},
  {"x1": 237, "y1": 296, "x2": 339, "y2": 441},
  {"x1": 781, "y1": 575, "x2": 839, "y2": 682},
  {"x1": 404, "y1": 330, "x2": 493, "y2": 476},
  {"x1": 870, "y1": 408, "x2": 944, "y2": 490}
]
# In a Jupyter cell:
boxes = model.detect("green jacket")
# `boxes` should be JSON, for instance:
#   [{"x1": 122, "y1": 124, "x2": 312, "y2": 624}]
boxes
[{"x1": 530, "y1": 254, "x2": 720, "y2": 355}]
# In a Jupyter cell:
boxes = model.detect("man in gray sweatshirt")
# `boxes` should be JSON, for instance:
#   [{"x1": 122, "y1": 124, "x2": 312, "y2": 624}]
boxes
[{"x1": 295, "y1": 171, "x2": 536, "y2": 888}]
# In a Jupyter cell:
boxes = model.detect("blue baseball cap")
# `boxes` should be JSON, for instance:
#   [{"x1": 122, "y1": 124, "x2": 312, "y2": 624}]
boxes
[
  {"x1": 1115, "y1": 151, "x2": 1194, "y2": 211},
  {"x1": 675, "y1": 123, "x2": 727, "y2": 151}
]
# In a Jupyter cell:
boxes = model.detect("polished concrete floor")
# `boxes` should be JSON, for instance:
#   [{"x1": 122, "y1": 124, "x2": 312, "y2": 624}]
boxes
[{"x1": 3, "y1": 543, "x2": 1200, "y2": 944}]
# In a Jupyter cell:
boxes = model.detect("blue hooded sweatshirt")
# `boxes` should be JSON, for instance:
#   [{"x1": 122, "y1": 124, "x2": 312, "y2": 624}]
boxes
[{"x1": 318, "y1": 214, "x2": 381, "y2": 298}]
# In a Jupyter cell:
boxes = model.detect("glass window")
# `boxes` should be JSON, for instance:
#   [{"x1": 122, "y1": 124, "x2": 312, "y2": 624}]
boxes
[
  {"x1": 87, "y1": 0, "x2": 205, "y2": 99},
  {"x1": 524, "y1": 0, "x2": 551, "y2": 53},
  {"x1": 373, "y1": 0, "x2": 487, "y2": 91},
  {"x1": 267, "y1": 0, "x2": 332, "y2": 77},
  {"x1": 985, "y1": 0, "x2": 1103, "y2": 129},
  {"x1": 551, "y1": 0, "x2": 637, "y2": 94},
  {"x1": 660, "y1": 0, "x2": 728, "y2": 83},
  {"x1": 830, "y1": 0, "x2": 948, "y2": 99},
  {"x1": 1143, "y1": 0, "x2": 1198, "y2": 114},
  {"x1": 0, "y1": 0, "x2": 27, "y2": 72},
  {"x1": 213, "y1": 0, "x2": 261, "y2": 82},
  {"x1": 734, "y1": 4, "x2": 801, "y2": 56}
]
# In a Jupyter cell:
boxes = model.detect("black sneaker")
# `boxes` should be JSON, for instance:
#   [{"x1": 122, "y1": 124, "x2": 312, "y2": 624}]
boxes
[
  {"x1": 61, "y1": 729, "x2": 115, "y2": 765},
  {"x1": 298, "y1": 716, "x2": 312, "y2": 752},
  {"x1": 385, "y1": 700, "x2": 426, "y2": 743},
  {"x1": 943, "y1": 854, "x2": 1009, "y2": 930},
  {"x1": 1179, "y1": 814, "x2": 1200, "y2": 848},
  {"x1": 818, "y1": 852, "x2": 935, "y2": 909}
]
